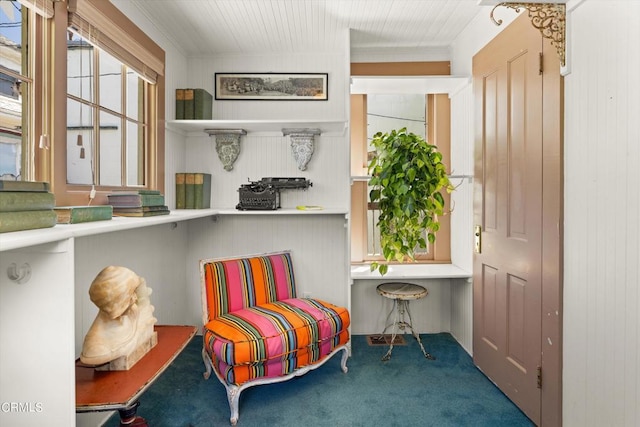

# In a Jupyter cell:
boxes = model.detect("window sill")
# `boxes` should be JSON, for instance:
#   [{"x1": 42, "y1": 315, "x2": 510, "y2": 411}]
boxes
[{"x1": 350, "y1": 263, "x2": 471, "y2": 280}]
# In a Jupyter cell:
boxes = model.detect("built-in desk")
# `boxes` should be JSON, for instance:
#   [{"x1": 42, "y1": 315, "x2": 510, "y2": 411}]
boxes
[{"x1": 76, "y1": 325, "x2": 197, "y2": 425}]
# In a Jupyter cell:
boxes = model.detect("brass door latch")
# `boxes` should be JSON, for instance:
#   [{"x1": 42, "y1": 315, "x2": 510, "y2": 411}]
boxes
[{"x1": 474, "y1": 225, "x2": 482, "y2": 254}]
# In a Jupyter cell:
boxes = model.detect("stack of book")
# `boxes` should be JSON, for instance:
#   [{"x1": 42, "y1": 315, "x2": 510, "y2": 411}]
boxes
[
  {"x1": 175, "y1": 88, "x2": 213, "y2": 120},
  {"x1": 107, "y1": 190, "x2": 170, "y2": 217},
  {"x1": 175, "y1": 173, "x2": 211, "y2": 209},
  {"x1": 0, "y1": 180, "x2": 57, "y2": 233}
]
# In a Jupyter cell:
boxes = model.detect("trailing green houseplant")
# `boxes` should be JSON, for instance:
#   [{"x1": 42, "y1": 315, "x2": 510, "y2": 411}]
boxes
[{"x1": 368, "y1": 128, "x2": 453, "y2": 275}]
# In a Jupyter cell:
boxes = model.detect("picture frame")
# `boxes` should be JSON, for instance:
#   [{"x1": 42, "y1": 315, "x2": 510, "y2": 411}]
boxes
[{"x1": 215, "y1": 73, "x2": 328, "y2": 101}]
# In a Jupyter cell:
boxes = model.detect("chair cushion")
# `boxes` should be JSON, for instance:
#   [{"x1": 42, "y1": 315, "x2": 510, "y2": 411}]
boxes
[
  {"x1": 211, "y1": 329, "x2": 350, "y2": 385},
  {"x1": 203, "y1": 298, "x2": 350, "y2": 367}
]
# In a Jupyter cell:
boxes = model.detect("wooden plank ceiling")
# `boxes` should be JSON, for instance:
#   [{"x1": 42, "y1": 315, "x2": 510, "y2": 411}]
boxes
[{"x1": 129, "y1": 0, "x2": 484, "y2": 56}]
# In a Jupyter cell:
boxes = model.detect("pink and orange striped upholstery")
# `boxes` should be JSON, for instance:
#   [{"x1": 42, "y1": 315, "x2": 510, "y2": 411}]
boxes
[{"x1": 200, "y1": 252, "x2": 350, "y2": 386}]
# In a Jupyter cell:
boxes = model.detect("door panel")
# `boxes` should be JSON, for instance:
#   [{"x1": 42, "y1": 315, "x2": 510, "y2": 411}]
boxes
[{"x1": 473, "y1": 14, "x2": 543, "y2": 424}]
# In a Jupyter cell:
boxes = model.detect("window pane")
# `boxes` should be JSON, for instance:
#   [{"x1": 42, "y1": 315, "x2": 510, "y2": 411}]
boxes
[
  {"x1": 67, "y1": 35, "x2": 94, "y2": 103},
  {"x1": 0, "y1": 1, "x2": 24, "y2": 179},
  {"x1": 0, "y1": 1, "x2": 22, "y2": 75},
  {"x1": 126, "y1": 70, "x2": 142, "y2": 120},
  {"x1": 126, "y1": 120, "x2": 143, "y2": 186},
  {"x1": 66, "y1": 98, "x2": 94, "y2": 185},
  {"x1": 99, "y1": 49, "x2": 122, "y2": 113},
  {"x1": 98, "y1": 110, "x2": 121, "y2": 186}
]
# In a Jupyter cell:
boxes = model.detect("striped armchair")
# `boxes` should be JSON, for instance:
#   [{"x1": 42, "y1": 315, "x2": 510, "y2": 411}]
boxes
[{"x1": 199, "y1": 251, "x2": 350, "y2": 425}]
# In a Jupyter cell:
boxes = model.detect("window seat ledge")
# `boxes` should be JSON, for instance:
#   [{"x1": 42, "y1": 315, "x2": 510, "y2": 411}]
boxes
[{"x1": 351, "y1": 263, "x2": 471, "y2": 280}]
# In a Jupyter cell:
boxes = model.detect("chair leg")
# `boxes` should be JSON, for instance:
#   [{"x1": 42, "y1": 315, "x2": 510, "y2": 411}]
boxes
[
  {"x1": 202, "y1": 348, "x2": 212, "y2": 380},
  {"x1": 340, "y1": 345, "x2": 349, "y2": 373},
  {"x1": 225, "y1": 384, "x2": 241, "y2": 426}
]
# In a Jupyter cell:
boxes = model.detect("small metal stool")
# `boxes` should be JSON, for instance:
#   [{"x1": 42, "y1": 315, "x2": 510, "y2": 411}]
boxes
[{"x1": 376, "y1": 282, "x2": 435, "y2": 361}]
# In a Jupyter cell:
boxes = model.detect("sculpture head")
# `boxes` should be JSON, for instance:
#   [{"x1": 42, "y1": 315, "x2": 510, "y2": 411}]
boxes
[{"x1": 88, "y1": 266, "x2": 142, "y2": 319}]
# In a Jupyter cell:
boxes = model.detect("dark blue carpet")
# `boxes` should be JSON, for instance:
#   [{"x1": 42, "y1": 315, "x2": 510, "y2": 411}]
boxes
[{"x1": 105, "y1": 333, "x2": 533, "y2": 427}]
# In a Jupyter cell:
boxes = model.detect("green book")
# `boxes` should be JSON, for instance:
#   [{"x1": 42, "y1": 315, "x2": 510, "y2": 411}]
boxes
[
  {"x1": 175, "y1": 173, "x2": 186, "y2": 209},
  {"x1": 113, "y1": 206, "x2": 170, "y2": 217},
  {"x1": 175, "y1": 88, "x2": 185, "y2": 120},
  {"x1": 54, "y1": 205, "x2": 113, "y2": 224},
  {"x1": 107, "y1": 193, "x2": 165, "y2": 207},
  {"x1": 193, "y1": 173, "x2": 211, "y2": 209},
  {"x1": 0, "y1": 180, "x2": 50, "y2": 192},
  {"x1": 185, "y1": 173, "x2": 195, "y2": 209},
  {"x1": 183, "y1": 89, "x2": 194, "y2": 120},
  {"x1": 193, "y1": 89, "x2": 213, "y2": 120},
  {"x1": 0, "y1": 210, "x2": 57, "y2": 233},
  {"x1": 0, "y1": 191, "x2": 55, "y2": 212}
]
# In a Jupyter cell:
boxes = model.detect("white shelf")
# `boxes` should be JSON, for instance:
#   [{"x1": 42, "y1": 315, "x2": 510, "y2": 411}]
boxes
[
  {"x1": 0, "y1": 209, "x2": 217, "y2": 252},
  {"x1": 0, "y1": 208, "x2": 351, "y2": 252},
  {"x1": 216, "y1": 208, "x2": 348, "y2": 215},
  {"x1": 166, "y1": 119, "x2": 347, "y2": 136}
]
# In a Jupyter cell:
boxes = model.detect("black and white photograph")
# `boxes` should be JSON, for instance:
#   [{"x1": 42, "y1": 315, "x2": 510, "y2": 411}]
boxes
[{"x1": 215, "y1": 73, "x2": 328, "y2": 100}]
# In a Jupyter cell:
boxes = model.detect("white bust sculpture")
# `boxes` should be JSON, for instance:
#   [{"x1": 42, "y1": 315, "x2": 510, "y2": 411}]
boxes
[{"x1": 80, "y1": 266, "x2": 157, "y2": 366}]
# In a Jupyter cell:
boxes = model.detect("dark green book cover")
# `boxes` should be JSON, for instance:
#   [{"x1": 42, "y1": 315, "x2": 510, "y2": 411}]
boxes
[
  {"x1": 54, "y1": 205, "x2": 113, "y2": 224},
  {"x1": 193, "y1": 173, "x2": 211, "y2": 209},
  {"x1": 183, "y1": 89, "x2": 194, "y2": 120},
  {"x1": 193, "y1": 89, "x2": 213, "y2": 120},
  {"x1": 0, "y1": 191, "x2": 55, "y2": 212},
  {"x1": 175, "y1": 88, "x2": 185, "y2": 120},
  {"x1": 0, "y1": 180, "x2": 50, "y2": 192},
  {"x1": 185, "y1": 173, "x2": 195, "y2": 208},
  {"x1": 0, "y1": 210, "x2": 57, "y2": 233},
  {"x1": 175, "y1": 173, "x2": 186, "y2": 209}
]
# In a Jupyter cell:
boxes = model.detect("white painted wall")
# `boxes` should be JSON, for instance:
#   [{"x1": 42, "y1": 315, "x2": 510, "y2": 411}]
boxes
[{"x1": 562, "y1": 1, "x2": 640, "y2": 425}]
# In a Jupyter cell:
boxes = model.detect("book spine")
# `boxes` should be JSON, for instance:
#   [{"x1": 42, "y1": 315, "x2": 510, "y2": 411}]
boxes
[
  {"x1": 185, "y1": 173, "x2": 195, "y2": 209},
  {"x1": 0, "y1": 191, "x2": 55, "y2": 212},
  {"x1": 194, "y1": 173, "x2": 211, "y2": 209},
  {"x1": 0, "y1": 210, "x2": 57, "y2": 233},
  {"x1": 183, "y1": 89, "x2": 194, "y2": 120},
  {"x1": 175, "y1": 89, "x2": 185, "y2": 120},
  {"x1": 175, "y1": 173, "x2": 186, "y2": 209},
  {"x1": 193, "y1": 89, "x2": 213, "y2": 120},
  {"x1": 0, "y1": 180, "x2": 50, "y2": 192},
  {"x1": 69, "y1": 206, "x2": 113, "y2": 223}
]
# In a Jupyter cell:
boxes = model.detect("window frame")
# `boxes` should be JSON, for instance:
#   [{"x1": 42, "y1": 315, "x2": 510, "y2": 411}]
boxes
[{"x1": 31, "y1": 0, "x2": 165, "y2": 206}]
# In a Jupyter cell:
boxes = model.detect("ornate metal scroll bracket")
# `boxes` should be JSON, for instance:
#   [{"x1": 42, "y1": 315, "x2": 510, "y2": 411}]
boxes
[
  {"x1": 205, "y1": 129, "x2": 247, "y2": 171},
  {"x1": 490, "y1": 2, "x2": 566, "y2": 67},
  {"x1": 282, "y1": 128, "x2": 321, "y2": 171}
]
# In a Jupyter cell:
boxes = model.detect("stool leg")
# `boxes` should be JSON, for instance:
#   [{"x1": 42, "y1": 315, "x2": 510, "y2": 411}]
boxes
[
  {"x1": 403, "y1": 300, "x2": 435, "y2": 360},
  {"x1": 381, "y1": 299, "x2": 400, "y2": 361}
]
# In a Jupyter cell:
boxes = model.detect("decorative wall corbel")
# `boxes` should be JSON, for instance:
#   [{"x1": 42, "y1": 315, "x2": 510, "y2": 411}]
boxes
[
  {"x1": 490, "y1": 2, "x2": 566, "y2": 67},
  {"x1": 282, "y1": 128, "x2": 321, "y2": 171},
  {"x1": 205, "y1": 129, "x2": 247, "y2": 171}
]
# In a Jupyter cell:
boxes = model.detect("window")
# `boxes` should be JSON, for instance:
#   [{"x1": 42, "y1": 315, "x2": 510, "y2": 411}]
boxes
[
  {"x1": 56, "y1": 0, "x2": 165, "y2": 205},
  {"x1": 350, "y1": 63, "x2": 451, "y2": 265},
  {"x1": 351, "y1": 93, "x2": 451, "y2": 264},
  {"x1": 0, "y1": 1, "x2": 33, "y2": 180},
  {"x1": 66, "y1": 32, "x2": 149, "y2": 188}
]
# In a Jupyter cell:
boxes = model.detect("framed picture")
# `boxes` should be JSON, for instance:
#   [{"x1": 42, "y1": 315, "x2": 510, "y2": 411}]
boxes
[{"x1": 215, "y1": 73, "x2": 328, "y2": 101}]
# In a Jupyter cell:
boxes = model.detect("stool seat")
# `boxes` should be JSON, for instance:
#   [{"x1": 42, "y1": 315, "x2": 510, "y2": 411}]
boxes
[
  {"x1": 375, "y1": 281, "x2": 434, "y2": 361},
  {"x1": 377, "y1": 282, "x2": 428, "y2": 300}
]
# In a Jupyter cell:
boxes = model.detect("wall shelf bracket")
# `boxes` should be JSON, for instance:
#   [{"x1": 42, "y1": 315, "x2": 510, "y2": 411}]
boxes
[
  {"x1": 282, "y1": 128, "x2": 321, "y2": 171},
  {"x1": 490, "y1": 2, "x2": 566, "y2": 67},
  {"x1": 205, "y1": 129, "x2": 247, "y2": 171}
]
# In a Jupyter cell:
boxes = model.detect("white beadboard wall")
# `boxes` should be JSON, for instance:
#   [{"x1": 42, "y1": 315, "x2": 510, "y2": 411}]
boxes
[
  {"x1": 449, "y1": 83, "x2": 475, "y2": 354},
  {"x1": 563, "y1": 1, "x2": 640, "y2": 425},
  {"x1": 73, "y1": 224, "x2": 190, "y2": 356}
]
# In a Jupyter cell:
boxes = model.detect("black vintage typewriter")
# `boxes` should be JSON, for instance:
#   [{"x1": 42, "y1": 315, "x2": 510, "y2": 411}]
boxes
[{"x1": 236, "y1": 177, "x2": 312, "y2": 210}]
